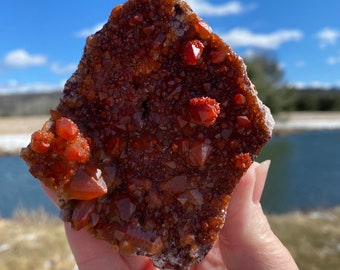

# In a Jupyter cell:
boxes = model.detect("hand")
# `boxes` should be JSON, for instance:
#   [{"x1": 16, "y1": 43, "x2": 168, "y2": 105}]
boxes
[{"x1": 43, "y1": 161, "x2": 298, "y2": 270}]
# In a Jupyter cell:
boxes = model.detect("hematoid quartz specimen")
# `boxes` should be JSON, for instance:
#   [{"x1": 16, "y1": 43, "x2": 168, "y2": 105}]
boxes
[{"x1": 21, "y1": 0, "x2": 274, "y2": 269}]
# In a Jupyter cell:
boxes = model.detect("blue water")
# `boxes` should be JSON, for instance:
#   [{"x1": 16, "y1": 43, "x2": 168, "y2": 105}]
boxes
[
  {"x1": 259, "y1": 130, "x2": 340, "y2": 213},
  {"x1": 0, "y1": 130, "x2": 340, "y2": 217},
  {"x1": 0, "y1": 156, "x2": 57, "y2": 217}
]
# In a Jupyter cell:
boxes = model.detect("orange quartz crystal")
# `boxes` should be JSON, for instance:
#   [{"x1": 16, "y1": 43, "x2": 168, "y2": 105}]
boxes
[{"x1": 21, "y1": 0, "x2": 274, "y2": 269}]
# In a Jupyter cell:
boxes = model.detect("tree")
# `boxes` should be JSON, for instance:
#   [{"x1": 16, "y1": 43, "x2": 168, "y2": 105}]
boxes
[{"x1": 244, "y1": 52, "x2": 296, "y2": 114}]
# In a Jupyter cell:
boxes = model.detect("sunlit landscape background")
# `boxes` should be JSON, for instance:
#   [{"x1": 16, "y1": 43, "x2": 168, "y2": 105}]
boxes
[{"x1": 0, "y1": 0, "x2": 339, "y2": 269}]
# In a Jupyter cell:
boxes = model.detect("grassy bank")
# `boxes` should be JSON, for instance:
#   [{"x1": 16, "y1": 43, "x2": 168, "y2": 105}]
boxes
[
  {"x1": 0, "y1": 209, "x2": 74, "y2": 270},
  {"x1": 269, "y1": 207, "x2": 340, "y2": 270},
  {"x1": 0, "y1": 207, "x2": 339, "y2": 270}
]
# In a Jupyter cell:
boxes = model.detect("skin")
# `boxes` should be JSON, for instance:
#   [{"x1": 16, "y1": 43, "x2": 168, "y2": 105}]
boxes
[{"x1": 43, "y1": 161, "x2": 299, "y2": 270}]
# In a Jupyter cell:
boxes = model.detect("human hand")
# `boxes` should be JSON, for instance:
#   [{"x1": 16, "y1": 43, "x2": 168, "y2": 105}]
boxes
[{"x1": 43, "y1": 161, "x2": 298, "y2": 270}]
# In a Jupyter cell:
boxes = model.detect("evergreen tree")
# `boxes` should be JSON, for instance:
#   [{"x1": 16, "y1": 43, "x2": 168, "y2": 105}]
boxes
[{"x1": 244, "y1": 52, "x2": 296, "y2": 114}]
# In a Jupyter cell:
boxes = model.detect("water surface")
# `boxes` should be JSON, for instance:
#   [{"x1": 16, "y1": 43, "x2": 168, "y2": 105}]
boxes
[
  {"x1": 1, "y1": 130, "x2": 339, "y2": 217},
  {"x1": 259, "y1": 130, "x2": 340, "y2": 213}
]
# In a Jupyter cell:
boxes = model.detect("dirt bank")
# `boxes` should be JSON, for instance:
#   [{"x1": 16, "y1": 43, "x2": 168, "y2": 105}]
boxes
[
  {"x1": 0, "y1": 115, "x2": 48, "y2": 135},
  {"x1": 275, "y1": 111, "x2": 340, "y2": 135},
  {"x1": 0, "y1": 116, "x2": 49, "y2": 155}
]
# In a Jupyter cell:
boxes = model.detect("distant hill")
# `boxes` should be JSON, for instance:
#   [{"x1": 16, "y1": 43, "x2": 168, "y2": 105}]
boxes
[{"x1": 0, "y1": 91, "x2": 62, "y2": 116}]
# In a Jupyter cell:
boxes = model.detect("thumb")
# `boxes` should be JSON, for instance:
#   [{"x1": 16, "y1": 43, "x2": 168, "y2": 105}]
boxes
[{"x1": 219, "y1": 161, "x2": 298, "y2": 270}]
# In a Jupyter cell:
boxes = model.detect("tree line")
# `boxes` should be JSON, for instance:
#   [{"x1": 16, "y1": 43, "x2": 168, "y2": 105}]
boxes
[
  {"x1": 0, "y1": 91, "x2": 61, "y2": 116},
  {"x1": 244, "y1": 53, "x2": 340, "y2": 114},
  {"x1": 1, "y1": 53, "x2": 340, "y2": 116}
]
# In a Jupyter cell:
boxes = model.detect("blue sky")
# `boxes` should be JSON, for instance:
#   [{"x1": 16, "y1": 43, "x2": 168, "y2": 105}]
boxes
[{"x1": 1, "y1": 0, "x2": 340, "y2": 94}]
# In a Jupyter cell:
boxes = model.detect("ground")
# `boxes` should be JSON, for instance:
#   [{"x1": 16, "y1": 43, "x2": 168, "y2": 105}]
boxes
[{"x1": 0, "y1": 207, "x2": 339, "y2": 270}]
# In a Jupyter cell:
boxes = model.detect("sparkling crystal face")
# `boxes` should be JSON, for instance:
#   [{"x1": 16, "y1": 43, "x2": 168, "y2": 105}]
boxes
[{"x1": 21, "y1": 0, "x2": 273, "y2": 269}]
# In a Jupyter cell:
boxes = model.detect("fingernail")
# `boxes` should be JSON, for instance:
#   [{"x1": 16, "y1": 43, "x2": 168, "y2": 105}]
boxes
[{"x1": 252, "y1": 160, "x2": 271, "y2": 204}]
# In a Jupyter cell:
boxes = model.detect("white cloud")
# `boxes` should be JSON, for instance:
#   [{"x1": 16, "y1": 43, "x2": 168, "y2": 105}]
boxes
[
  {"x1": 242, "y1": 48, "x2": 257, "y2": 59},
  {"x1": 278, "y1": 61, "x2": 285, "y2": 71},
  {"x1": 309, "y1": 81, "x2": 332, "y2": 89},
  {"x1": 327, "y1": 57, "x2": 339, "y2": 65},
  {"x1": 221, "y1": 28, "x2": 303, "y2": 49},
  {"x1": 50, "y1": 62, "x2": 77, "y2": 75},
  {"x1": 327, "y1": 51, "x2": 340, "y2": 65},
  {"x1": 75, "y1": 22, "x2": 105, "y2": 38},
  {"x1": 186, "y1": 0, "x2": 256, "y2": 16},
  {"x1": 287, "y1": 81, "x2": 306, "y2": 89},
  {"x1": 287, "y1": 80, "x2": 340, "y2": 90},
  {"x1": 295, "y1": 61, "x2": 306, "y2": 68},
  {"x1": 316, "y1": 27, "x2": 340, "y2": 48},
  {"x1": 0, "y1": 80, "x2": 65, "y2": 95},
  {"x1": 3, "y1": 49, "x2": 47, "y2": 68}
]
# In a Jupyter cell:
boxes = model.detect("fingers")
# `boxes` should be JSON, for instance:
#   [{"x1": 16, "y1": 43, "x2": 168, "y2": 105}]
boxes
[
  {"x1": 219, "y1": 161, "x2": 299, "y2": 270},
  {"x1": 190, "y1": 241, "x2": 226, "y2": 270},
  {"x1": 41, "y1": 184, "x2": 59, "y2": 208},
  {"x1": 253, "y1": 160, "x2": 270, "y2": 204},
  {"x1": 65, "y1": 221, "x2": 156, "y2": 270},
  {"x1": 64, "y1": 223, "x2": 124, "y2": 270}
]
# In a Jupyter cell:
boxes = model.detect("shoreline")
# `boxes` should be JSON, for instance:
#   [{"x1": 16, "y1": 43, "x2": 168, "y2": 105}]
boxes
[
  {"x1": 0, "y1": 115, "x2": 47, "y2": 155},
  {"x1": 1, "y1": 112, "x2": 340, "y2": 155},
  {"x1": 274, "y1": 111, "x2": 340, "y2": 135}
]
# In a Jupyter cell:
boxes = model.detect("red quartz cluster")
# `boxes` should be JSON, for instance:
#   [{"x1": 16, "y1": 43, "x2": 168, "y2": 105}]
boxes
[{"x1": 21, "y1": 0, "x2": 274, "y2": 269}]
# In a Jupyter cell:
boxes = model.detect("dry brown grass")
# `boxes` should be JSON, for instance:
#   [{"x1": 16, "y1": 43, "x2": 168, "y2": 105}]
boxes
[
  {"x1": 1, "y1": 207, "x2": 339, "y2": 269},
  {"x1": 0, "y1": 209, "x2": 74, "y2": 270},
  {"x1": 270, "y1": 207, "x2": 340, "y2": 270}
]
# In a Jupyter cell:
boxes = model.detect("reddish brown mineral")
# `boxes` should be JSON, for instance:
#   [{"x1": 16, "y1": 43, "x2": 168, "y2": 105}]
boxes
[{"x1": 21, "y1": 0, "x2": 274, "y2": 269}]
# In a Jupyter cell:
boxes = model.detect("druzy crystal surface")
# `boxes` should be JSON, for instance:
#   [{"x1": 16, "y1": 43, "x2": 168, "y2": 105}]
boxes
[{"x1": 21, "y1": 0, "x2": 274, "y2": 269}]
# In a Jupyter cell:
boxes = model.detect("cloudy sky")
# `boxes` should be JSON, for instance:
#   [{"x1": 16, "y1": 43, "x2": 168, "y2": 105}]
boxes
[{"x1": 1, "y1": 0, "x2": 339, "y2": 94}]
